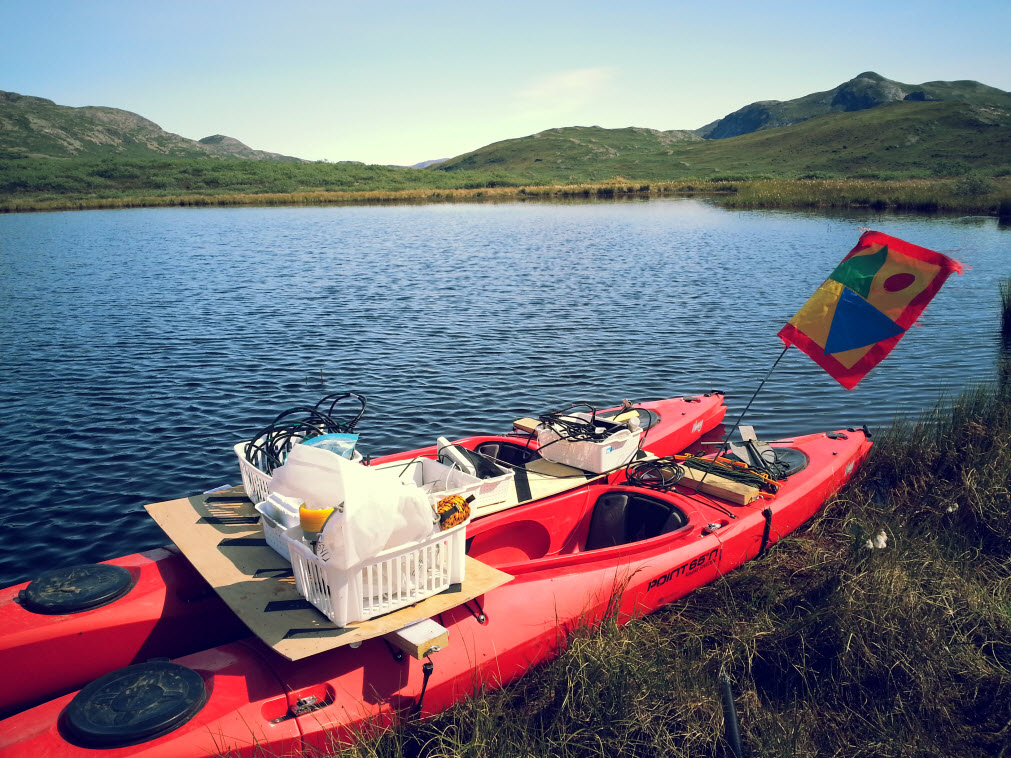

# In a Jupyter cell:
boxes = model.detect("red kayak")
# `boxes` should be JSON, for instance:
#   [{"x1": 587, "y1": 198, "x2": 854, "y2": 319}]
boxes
[
  {"x1": 0, "y1": 393, "x2": 725, "y2": 719},
  {"x1": 0, "y1": 425, "x2": 870, "y2": 756}
]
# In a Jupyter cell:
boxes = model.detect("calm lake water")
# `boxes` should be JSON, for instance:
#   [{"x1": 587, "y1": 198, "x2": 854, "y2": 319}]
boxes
[{"x1": 0, "y1": 199, "x2": 1007, "y2": 588}]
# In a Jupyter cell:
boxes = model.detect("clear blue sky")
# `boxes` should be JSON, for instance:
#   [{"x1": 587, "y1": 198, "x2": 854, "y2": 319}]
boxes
[{"x1": 4, "y1": 0, "x2": 1009, "y2": 165}]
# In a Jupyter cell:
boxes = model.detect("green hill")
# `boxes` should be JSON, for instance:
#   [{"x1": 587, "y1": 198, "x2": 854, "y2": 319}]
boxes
[
  {"x1": 0, "y1": 90, "x2": 303, "y2": 161},
  {"x1": 437, "y1": 125, "x2": 701, "y2": 174},
  {"x1": 695, "y1": 71, "x2": 1011, "y2": 139},
  {"x1": 2, "y1": 73, "x2": 1009, "y2": 212},
  {"x1": 434, "y1": 92, "x2": 1011, "y2": 181}
]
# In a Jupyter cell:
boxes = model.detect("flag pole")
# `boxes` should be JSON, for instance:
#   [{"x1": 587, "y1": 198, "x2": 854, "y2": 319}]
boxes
[
  {"x1": 721, "y1": 344, "x2": 790, "y2": 445},
  {"x1": 690, "y1": 344, "x2": 790, "y2": 495}
]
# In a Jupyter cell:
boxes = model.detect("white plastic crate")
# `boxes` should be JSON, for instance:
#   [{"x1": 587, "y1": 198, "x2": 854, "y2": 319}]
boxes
[
  {"x1": 285, "y1": 520, "x2": 468, "y2": 627},
  {"x1": 254, "y1": 496, "x2": 301, "y2": 560},
  {"x1": 234, "y1": 440, "x2": 362, "y2": 503},
  {"x1": 465, "y1": 469, "x2": 515, "y2": 513},
  {"x1": 372, "y1": 456, "x2": 515, "y2": 514},
  {"x1": 371, "y1": 457, "x2": 482, "y2": 501},
  {"x1": 536, "y1": 426, "x2": 644, "y2": 473},
  {"x1": 236, "y1": 442, "x2": 273, "y2": 504}
]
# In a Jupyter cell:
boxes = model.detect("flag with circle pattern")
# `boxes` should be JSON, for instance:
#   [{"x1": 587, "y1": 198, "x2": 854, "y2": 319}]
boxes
[{"x1": 778, "y1": 230, "x2": 963, "y2": 390}]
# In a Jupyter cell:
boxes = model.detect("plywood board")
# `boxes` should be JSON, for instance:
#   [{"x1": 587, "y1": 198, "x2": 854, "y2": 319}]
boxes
[{"x1": 145, "y1": 488, "x2": 512, "y2": 661}]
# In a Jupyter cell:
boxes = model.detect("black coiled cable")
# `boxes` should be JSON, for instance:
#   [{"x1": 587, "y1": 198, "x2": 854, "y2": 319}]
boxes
[
  {"x1": 624, "y1": 457, "x2": 687, "y2": 491},
  {"x1": 313, "y1": 392, "x2": 367, "y2": 431},
  {"x1": 243, "y1": 392, "x2": 368, "y2": 475},
  {"x1": 537, "y1": 402, "x2": 613, "y2": 443}
]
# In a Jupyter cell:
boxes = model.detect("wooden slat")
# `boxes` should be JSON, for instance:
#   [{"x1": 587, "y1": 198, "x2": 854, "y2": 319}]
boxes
[
  {"x1": 677, "y1": 468, "x2": 761, "y2": 505},
  {"x1": 385, "y1": 619, "x2": 450, "y2": 659}
]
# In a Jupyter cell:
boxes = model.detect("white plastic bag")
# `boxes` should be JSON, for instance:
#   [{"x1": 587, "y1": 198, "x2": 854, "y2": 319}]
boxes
[
  {"x1": 268, "y1": 443, "x2": 349, "y2": 511},
  {"x1": 269, "y1": 445, "x2": 435, "y2": 569}
]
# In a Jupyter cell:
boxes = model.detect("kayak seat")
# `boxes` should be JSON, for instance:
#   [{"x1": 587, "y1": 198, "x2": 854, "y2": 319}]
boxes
[
  {"x1": 440, "y1": 442, "x2": 512, "y2": 480},
  {"x1": 585, "y1": 491, "x2": 688, "y2": 550},
  {"x1": 473, "y1": 441, "x2": 542, "y2": 468}
]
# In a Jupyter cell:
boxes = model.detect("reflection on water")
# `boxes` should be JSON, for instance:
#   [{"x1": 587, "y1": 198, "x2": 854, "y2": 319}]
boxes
[{"x1": 0, "y1": 200, "x2": 1006, "y2": 587}]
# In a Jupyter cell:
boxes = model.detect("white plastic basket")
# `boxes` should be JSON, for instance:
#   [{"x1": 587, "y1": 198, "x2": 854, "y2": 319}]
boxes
[
  {"x1": 466, "y1": 469, "x2": 516, "y2": 512},
  {"x1": 254, "y1": 498, "x2": 301, "y2": 560},
  {"x1": 285, "y1": 521, "x2": 468, "y2": 627},
  {"x1": 372, "y1": 456, "x2": 515, "y2": 513},
  {"x1": 371, "y1": 457, "x2": 482, "y2": 502},
  {"x1": 236, "y1": 442, "x2": 273, "y2": 504},
  {"x1": 235, "y1": 440, "x2": 362, "y2": 503},
  {"x1": 536, "y1": 426, "x2": 644, "y2": 473}
]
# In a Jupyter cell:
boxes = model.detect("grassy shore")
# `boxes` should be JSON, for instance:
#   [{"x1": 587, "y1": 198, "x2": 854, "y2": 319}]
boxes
[
  {"x1": 325, "y1": 380, "x2": 1011, "y2": 758},
  {"x1": 2, "y1": 177, "x2": 1009, "y2": 216}
]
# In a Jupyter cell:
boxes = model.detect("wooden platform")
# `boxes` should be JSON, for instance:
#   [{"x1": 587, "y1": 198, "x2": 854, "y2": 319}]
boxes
[{"x1": 146, "y1": 487, "x2": 512, "y2": 661}]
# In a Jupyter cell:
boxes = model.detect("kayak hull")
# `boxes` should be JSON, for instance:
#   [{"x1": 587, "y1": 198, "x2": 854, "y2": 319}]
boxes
[
  {"x1": 0, "y1": 393, "x2": 725, "y2": 718},
  {"x1": 0, "y1": 427, "x2": 871, "y2": 757}
]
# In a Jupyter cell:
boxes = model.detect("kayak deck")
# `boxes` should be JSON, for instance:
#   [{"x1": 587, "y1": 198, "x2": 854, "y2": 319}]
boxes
[{"x1": 145, "y1": 486, "x2": 511, "y2": 661}]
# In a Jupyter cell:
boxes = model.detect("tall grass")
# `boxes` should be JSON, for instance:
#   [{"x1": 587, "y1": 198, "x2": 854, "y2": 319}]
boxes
[
  {"x1": 331, "y1": 381, "x2": 1011, "y2": 758},
  {"x1": 1001, "y1": 277, "x2": 1011, "y2": 345},
  {"x1": 0, "y1": 180, "x2": 732, "y2": 213},
  {"x1": 1, "y1": 153, "x2": 1007, "y2": 215},
  {"x1": 3, "y1": 177, "x2": 1006, "y2": 216},
  {"x1": 717, "y1": 178, "x2": 1011, "y2": 215}
]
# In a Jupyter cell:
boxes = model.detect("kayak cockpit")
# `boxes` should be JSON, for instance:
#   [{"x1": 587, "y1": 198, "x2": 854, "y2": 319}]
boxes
[
  {"x1": 466, "y1": 486, "x2": 691, "y2": 569},
  {"x1": 585, "y1": 490, "x2": 689, "y2": 549}
]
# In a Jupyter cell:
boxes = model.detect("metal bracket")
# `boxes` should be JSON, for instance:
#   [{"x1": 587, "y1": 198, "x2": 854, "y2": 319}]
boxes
[{"x1": 292, "y1": 695, "x2": 319, "y2": 716}]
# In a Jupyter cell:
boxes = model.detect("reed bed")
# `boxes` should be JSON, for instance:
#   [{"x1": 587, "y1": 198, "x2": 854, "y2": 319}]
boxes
[
  {"x1": 3, "y1": 178, "x2": 1006, "y2": 216},
  {"x1": 327, "y1": 380, "x2": 1011, "y2": 758},
  {"x1": 0, "y1": 181, "x2": 727, "y2": 213},
  {"x1": 717, "y1": 178, "x2": 1011, "y2": 215},
  {"x1": 1001, "y1": 278, "x2": 1011, "y2": 345}
]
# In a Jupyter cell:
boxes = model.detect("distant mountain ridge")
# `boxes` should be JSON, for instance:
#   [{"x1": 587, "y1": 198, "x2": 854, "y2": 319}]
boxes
[
  {"x1": 433, "y1": 72, "x2": 1011, "y2": 178},
  {"x1": 0, "y1": 90, "x2": 304, "y2": 161},
  {"x1": 3, "y1": 72, "x2": 1009, "y2": 180},
  {"x1": 695, "y1": 71, "x2": 1011, "y2": 139}
]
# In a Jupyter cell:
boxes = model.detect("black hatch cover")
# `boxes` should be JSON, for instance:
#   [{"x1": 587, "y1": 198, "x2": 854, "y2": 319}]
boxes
[
  {"x1": 20, "y1": 563, "x2": 133, "y2": 614},
  {"x1": 60, "y1": 661, "x2": 208, "y2": 748}
]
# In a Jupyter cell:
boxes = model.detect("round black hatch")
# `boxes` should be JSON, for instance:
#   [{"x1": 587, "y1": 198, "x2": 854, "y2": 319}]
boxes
[
  {"x1": 20, "y1": 564, "x2": 133, "y2": 614},
  {"x1": 767, "y1": 447, "x2": 809, "y2": 477},
  {"x1": 60, "y1": 661, "x2": 208, "y2": 748},
  {"x1": 726, "y1": 446, "x2": 809, "y2": 477}
]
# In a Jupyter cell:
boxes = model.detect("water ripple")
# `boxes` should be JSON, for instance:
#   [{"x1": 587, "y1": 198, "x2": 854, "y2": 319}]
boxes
[{"x1": 0, "y1": 200, "x2": 1006, "y2": 587}]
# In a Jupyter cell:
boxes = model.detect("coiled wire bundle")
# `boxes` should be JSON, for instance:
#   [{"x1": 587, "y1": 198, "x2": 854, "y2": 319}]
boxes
[
  {"x1": 243, "y1": 392, "x2": 367, "y2": 475},
  {"x1": 537, "y1": 402, "x2": 615, "y2": 443},
  {"x1": 624, "y1": 453, "x2": 783, "y2": 495},
  {"x1": 623, "y1": 457, "x2": 687, "y2": 491}
]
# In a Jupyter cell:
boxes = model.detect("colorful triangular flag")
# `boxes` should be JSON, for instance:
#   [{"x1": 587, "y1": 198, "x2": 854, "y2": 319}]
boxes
[{"x1": 778, "y1": 231, "x2": 963, "y2": 390}]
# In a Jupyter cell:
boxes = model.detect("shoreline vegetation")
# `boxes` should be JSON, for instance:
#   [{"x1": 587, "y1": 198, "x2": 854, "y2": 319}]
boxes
[
  {"x1": 2, "y1": 177, "x2": 1009, "y2": 217},
  {"x1": 329, "y1": 379, "x2": 1011, "y2": 758}
]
